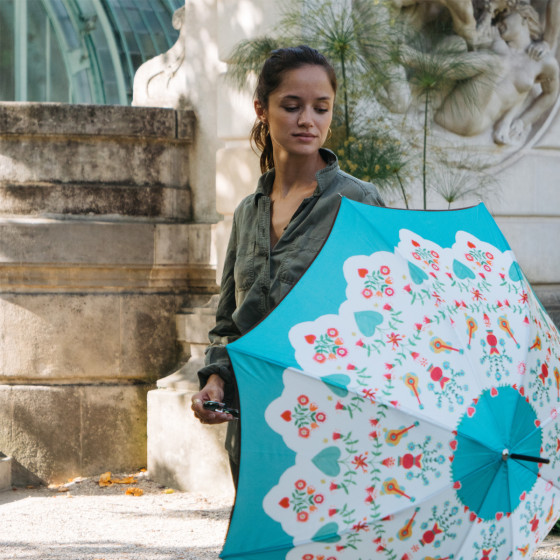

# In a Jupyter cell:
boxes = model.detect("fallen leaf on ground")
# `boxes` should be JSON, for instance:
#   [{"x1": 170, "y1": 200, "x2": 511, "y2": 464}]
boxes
[
  {"x1": 112, "y1": 476, "x2": 137, "y2": 484},
  {"x1": 125, "y1": 487, "x2": 144, "y2": 496},
  {"x1": 98, "y1": 472, "x2": 113, "y2": 487},
  {"x1": 162, "y1": 488, "x2": 174, "y2": 494}
]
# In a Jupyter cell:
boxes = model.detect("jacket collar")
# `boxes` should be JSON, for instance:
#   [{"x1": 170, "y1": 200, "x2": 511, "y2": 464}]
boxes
[{"x1": 254, "y1": 148, "x2": 339, "y2": 205}]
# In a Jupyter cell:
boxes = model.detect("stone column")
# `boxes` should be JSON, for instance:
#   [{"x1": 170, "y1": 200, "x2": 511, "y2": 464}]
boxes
[{"x1": 0, "y1": 103, "x2": 217, "y2": 485}]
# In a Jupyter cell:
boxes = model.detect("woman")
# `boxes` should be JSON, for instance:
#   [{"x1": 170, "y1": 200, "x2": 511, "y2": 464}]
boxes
[{"x1": 191, "y1": 45, "x2": 384, "y2": 486}]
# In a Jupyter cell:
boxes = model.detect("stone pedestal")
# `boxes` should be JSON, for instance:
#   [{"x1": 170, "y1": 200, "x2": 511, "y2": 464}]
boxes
[
  {"x1": 0, "y1": 103, "x2": 217, "y2": 484},
  {"x1": 147, "y1": 296, "x2": 233, "y2": 496}
]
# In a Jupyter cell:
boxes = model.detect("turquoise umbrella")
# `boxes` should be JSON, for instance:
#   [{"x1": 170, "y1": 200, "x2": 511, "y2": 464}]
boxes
[{"x1": 221, "y1": 199, "x2": 560, "y2": 560}]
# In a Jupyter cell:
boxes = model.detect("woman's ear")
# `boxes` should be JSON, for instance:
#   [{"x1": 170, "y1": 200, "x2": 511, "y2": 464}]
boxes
[{"x1": 254, "y1": 100, "x2": 267, "y2": 123}]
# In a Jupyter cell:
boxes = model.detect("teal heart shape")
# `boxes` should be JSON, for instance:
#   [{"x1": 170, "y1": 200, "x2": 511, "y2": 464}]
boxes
[
  {"x1": 312, "y1": 522, "x2": 341, "y2": 543},
  {"x1": 321, "y1": 374, "x2": 350, "y2": 397},
  {"x1": 354, "y1": 310, "x2": 383, "y2": 337},
  {"x1": 453, "y1": 259, "x2": 476, "y2": 280},
  {"x1": 408, "y1": 261, "x2": 428, "y2": 285},
  {"x1": 312, "y1": 446, "x2": 341, "y2": 477},
  {"x1": 509, "y1": 261, "x2": 522, "y2": 282}
]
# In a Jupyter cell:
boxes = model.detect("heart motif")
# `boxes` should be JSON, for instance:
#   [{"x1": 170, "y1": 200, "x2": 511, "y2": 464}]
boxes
[
  {"x1": 449, "y1": 440, "x2": 458, "y2": 450},
  {"x1": 496, "y1": 512, "x2": 503, "y2": 521},
  {"x1": 535, "y1": 420, "x2": 541, "y2": 427},
  {"x1": 358, "y1": 268, "x2": 368, "y2": 278},
  {"x1": 279, "y1": 497, "x2": 290, "y2": 508},
  {"x1": 469, "y1": 512, "x2": 477, "y2": 522},
  {"x1": 520, "y1": 386, "x2": 525, "y2": 396},
  {"x1": 281, "y1": 410, "x2": 292, "y2": 422},
  {"x1": 491, "y1": 387, "x2": 498, "y2": 397},
  {"x1": 467, "y1": 406, "x2": 476, "y2": 417},
  {"x1": 520, "y1": 491, "x2": 527, "y2": 501},
  {"x1": 354, "y1": 311, "x2": 383, "y2": 337},
  {"x1": 453, "y1": 259, "x2": 476, "y2": 280},
  {"x1": 305, "y1": 334, "x2": 316, "y2": 344},
  {"x1": 408, "y1": 261, "x2": 429, "y2": 285},
  {"x1": 453, "y1": 481, "x2": 461, "y2": 489},
  {"x1": 312, "y1": 447, "x2": 342, "y2": 477},
  {"x1": 449, "y1": 456, "x2": 454, "y2": 462}
]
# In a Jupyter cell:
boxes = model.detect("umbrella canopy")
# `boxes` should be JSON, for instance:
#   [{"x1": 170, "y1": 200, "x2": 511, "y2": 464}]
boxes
[{"x1": 222, "y1": 199, "x2": 560, "y2": 560}]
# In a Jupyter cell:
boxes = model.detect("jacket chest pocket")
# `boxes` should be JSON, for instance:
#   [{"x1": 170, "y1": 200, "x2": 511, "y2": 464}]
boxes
[{"x1": 234, "y1": 240, "x2": 256, "y2": 292}]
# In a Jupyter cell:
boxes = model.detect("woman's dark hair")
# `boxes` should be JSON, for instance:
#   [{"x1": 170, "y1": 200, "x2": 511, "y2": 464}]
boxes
[{"x1": 250, "y1": 45, "x2": 337, "y2": 173}]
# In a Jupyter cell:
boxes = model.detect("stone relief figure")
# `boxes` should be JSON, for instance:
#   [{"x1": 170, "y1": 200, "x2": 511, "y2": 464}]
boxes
[
  {"x1": 441, "y1": 4, "x2": 558, "y2": 144},
  {"x1": 132, "y1": 6, "x2": 189, "y2": 109},
  {"x1": 394, "y1": 0, "x2": 559, "y2": 145}
]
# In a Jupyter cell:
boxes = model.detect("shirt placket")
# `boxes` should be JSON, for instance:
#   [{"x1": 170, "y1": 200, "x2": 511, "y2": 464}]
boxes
[{"x1": 257, "y1": 195, "x2": 272, "y2": 313}]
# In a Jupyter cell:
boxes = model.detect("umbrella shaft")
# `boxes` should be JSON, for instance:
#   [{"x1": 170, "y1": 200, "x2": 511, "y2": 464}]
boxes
[{"x1": 510, "y1": 453, "x2": 550, "y2": 464}]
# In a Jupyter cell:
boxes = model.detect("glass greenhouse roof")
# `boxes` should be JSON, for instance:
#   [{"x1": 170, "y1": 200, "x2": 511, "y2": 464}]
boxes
[{"x1": 0, "y1": 0, "x2": 184, "y2": 105}]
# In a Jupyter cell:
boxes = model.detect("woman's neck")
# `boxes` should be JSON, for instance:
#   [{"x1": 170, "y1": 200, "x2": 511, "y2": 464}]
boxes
[{"x1": 271, "y1": 151, "x2": 326, "y2": 198}]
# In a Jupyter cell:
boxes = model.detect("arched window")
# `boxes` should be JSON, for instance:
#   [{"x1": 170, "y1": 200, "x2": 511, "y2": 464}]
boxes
[{"x1": 0, "y1": 0, "x2": 182, "y2": 104}]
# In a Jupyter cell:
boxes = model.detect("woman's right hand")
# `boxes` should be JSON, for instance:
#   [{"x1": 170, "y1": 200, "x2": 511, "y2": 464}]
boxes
[{"x1": 191, "y1": 374, "x2": 236, "y2": 424}]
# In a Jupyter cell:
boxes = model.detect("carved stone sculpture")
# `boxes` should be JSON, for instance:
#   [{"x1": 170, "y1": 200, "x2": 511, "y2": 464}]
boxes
[{"x1": 132, "y1": 6, "x2": 189, "y2": 109}]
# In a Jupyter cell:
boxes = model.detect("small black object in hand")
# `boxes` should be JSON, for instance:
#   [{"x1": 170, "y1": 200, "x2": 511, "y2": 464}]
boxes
[{"x1": 203, "y1": 400, "x2": 239, "y2": 418}]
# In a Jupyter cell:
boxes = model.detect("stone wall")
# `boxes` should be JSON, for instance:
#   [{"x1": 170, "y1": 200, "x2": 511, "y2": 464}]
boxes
[{"x1": 0, "y1": 103, "x2": 217, "y2": 484}]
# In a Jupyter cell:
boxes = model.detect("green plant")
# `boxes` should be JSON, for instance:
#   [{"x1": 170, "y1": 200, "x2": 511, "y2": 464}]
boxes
[{"x1": 226, "y1": 0, "x2": 497, "y2": 210}]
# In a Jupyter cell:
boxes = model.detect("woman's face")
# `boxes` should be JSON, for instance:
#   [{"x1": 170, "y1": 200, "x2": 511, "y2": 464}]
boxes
[
  {"x1": 497, "y1": 12, "x2": 525, "y2": 42},
  {"x1": 255, "y1": 64, "x2": 335, "y2": 162}
]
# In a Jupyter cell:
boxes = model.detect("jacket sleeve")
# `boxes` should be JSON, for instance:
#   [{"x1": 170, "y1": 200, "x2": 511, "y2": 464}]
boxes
[{"x1": 198, "y1": 214, "x2": 241, "y2": 389}]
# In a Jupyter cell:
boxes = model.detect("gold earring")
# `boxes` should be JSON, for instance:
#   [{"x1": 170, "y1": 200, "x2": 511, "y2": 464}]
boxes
[{"x1": 327, "y1": 127, "x2": 333, "y2": 140}]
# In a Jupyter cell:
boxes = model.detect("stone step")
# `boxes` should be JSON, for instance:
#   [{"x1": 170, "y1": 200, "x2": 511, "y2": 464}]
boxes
[{"x1": 0, "y1": 457, "x2": 12, "y2": 491}]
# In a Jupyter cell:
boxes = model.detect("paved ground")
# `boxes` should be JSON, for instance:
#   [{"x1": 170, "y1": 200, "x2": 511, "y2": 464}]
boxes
[{"x1": 0, "y1": 472, "x2": 559, "y2": 559}]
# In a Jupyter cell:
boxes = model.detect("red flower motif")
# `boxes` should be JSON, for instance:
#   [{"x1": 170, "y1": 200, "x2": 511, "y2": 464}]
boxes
[
  {"x1": 362, "y1": 288, "x2": 373, "y2": 299},
  {"x1": 385, "y1": 287, "x2": 395, "y2": 296},
  {"x1": 332, "y1": 432, "x2": 342, "y2": 440},
  {"x1": 382, "y1": 457, "x2": 395, "y2": 467},
  {"x1": 298, "y1": 395, "x2": 309, "y2": 406},
  {"x1": 335, "y1": 401, "x2": 344, "y2": 410},
  {"x1": 297, "y1": 511, "x2": 309, "y2": 522},
  {"x1": 352, "y1": 521, "x2": 369, "y2": 532},
  {"x1": 303, "y1": 555, "x2": 314, "y2": 560},
  {"x1": 387, "y1": 332, "x2": 403, "y2": 348},
  {"x1": 383, "y1": 303, "x2": 392, "y2": 311},
  {"x1": 404, "y1": 284, "x2": 412, "y2": 293},
  {"x1": 346, "y1": 364, "x2": 356, "y2": 370},
  {"x1": 328, "y1": 508, "x2": 338, "y2": 516},
  {"x1": 485, "y1": 251, "x2": 494, "y2": 260},
  {"x1": 356, "y1": 339, "x2": 364, "y2": 347},
  {"x1": 314, "y1": 494, "x2": 324, "y2": 504},
  {"x1": 330, "y1": 482, "x2": 339, "y2": 491},
  {"x1": 313, "y1": 353, "x2": 326, "y2": 363},
  {"x1": 316, "y1": 412, "x2": 326, "y2": 423},
  {"x1": 295, "y1": 479, "x2": 306, "y2": 490},
  {"x1": 380, "y1": 265, "x2": 391, "y2": 275},
  {"x1": 298, "y1": 427, "x2": 310, "y2": 438},
  {"x1": 352, "y1": 454, "x2": 368, "y2": 472},
  {"x1": 369, "y1": 431, "x2": 378, "y2": 439},
  {"x1": 412, "y1": 252, "x2": 421, "y2": 260},
  {"x1": 336, "y1": 347, "x2": 348, "y2": 357},
  {"x1": 369, "y1": 418, "x2": 379, "y2": 425},
  {"x1": 327, "y1": 328, "x2": 339, "y2": 337}
]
